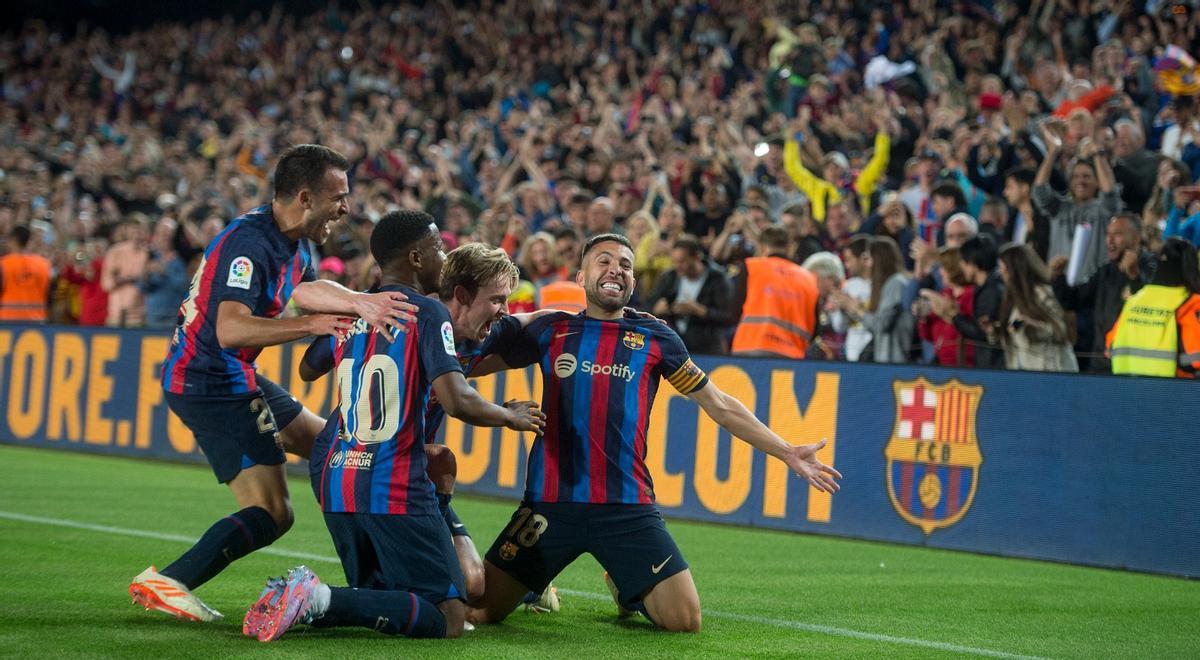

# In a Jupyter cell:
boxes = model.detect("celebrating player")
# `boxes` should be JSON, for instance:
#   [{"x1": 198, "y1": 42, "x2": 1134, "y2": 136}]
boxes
[
  {"x1": 243, "y1": 209, "x2": 545, "y2": 641},
  {"x1": 130, "y1": 145, "x2": 417, "y2": 623},
  {"x1": 467, "y1": 233, "x2": 842, "y2": 632}
]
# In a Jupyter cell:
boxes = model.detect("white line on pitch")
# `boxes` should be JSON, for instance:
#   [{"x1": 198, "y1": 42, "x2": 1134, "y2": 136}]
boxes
[{"x1": 0, "y1": 510, "x2": 1045, "y2": 660}]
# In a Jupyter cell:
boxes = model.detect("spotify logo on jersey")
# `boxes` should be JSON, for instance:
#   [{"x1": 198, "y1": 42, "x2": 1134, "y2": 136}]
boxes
[{"x1": 554, "y1": 353, "x2": 578, "y2": 378}]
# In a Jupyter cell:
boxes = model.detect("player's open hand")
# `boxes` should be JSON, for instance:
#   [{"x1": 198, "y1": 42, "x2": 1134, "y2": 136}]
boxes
[
  {"x1": 353, "y1": 291, "x2": 419, "y2": 341},
  {"x1": 504, "y1": 400, "x2": 546, "y2": 433},
  {"x1": 306, "y1": 314, "x2": 355, "y2": 340},
  {"x1": 786, "y1": 439, "x2": 842, "y2": 494}
]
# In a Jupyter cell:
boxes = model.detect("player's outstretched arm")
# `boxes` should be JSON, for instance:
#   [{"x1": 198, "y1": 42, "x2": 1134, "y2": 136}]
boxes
[
  {"x1": 432, "y1": 371, "x2": 546, "y2": 432},
  {"x1": 292, "y1": 280, "x2": 418, "y2": 338},
  {"x1": 215, "y1": 301, "x2": 352, "y2": 349},
  {"x1": 687, "y1": 383, "x2": 842, "y2": 494}
]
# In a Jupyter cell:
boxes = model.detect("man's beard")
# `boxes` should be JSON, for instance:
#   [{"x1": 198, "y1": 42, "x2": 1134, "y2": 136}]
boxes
[{"x1": 585, "y1": 280, "x2": 632, "y2": 312}]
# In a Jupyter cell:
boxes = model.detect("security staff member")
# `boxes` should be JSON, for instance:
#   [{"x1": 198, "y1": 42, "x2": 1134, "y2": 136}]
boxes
[
  {"x1": 0, "y1": 225, "x2": 52, "y2": 323},
  {"x1": 1107, "y1": 238, "x2": 1200, "y2": 378},
  {"x1": 731, "y1": 226, "x2": 819, "y2": 359},
  {"x1": 538, "y1": 279, "x2": 587, "y2": 313}
]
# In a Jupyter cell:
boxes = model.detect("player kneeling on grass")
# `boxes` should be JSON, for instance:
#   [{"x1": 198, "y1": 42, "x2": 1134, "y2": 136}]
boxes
[
  {"x1": 299, "y1": 241, "x2": 563, "y2": 615},
  {"x1": 243, "y1": 210, "x2": 544, "y2": 641},
  {"x1": 130, "y1": 145, "x2": 416, "y2": 623},
  {"x1": 467, "y1": 234, "x2": 842, "y2": 632}
]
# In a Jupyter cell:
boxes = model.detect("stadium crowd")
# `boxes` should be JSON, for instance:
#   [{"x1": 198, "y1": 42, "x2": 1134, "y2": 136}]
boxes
[{"x1": 2, "y1": 0, "x2": 1200, "y2": 376}]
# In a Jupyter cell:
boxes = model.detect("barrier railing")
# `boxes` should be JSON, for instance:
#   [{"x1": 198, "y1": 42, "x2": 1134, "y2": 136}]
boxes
[{"x1": 1, "y1": 324, "x2": 1195, "y2": 577}]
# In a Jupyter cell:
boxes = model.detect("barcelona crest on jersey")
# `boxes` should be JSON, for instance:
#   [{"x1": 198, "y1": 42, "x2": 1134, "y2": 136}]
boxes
[{"x1": 623, "y1": 330, "x2": 645, "y2": 350}]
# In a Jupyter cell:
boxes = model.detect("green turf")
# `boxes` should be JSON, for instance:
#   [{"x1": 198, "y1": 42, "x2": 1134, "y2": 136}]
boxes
[{"x1": 0, "y1": 445, "x2": 1195, "y2": 659}]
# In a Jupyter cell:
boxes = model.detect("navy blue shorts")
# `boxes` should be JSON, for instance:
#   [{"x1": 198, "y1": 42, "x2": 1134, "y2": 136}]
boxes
[
  {"x1": 164, "y1": 375, "x2": 303, "y2": 483},
  {"x1": 484, "y1": 502, "x2": 687, "y2": 608},
  {"x1": 323, "y1": 512, "x2": 464, "y2": 605}
]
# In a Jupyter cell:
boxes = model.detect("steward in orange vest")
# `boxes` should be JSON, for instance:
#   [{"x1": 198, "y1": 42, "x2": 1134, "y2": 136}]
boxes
[
  {"x1": 0, "y1": 225, "x2": 51, "y2": 323},
  {"x1": 731, "y1": 226, "x2": 819, "y2": 358},
  {"x1": 538, "y1": 279, "x2": 587, "y2": 313}
]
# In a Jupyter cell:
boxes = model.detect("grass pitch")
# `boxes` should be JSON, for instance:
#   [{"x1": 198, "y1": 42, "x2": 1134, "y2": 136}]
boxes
[{"x1": 0, "y1": 445, "x2": 1195, "y2": 659}]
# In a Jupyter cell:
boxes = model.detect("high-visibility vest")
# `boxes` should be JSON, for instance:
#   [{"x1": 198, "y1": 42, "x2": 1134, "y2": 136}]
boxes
[
  {"x1": 1106, "y1": 285, "x2": 1189, "y2": 377},
  {"x1": 1179, "y1": 295, "x2": 1200, "y2": 376},
  {"x1": 539, "y1": 280, "x2": 586, "y2": 313},
  {"x1": 0, "y1": 253, "x2": 51, "y2": 322},
  {"x1": 731, "y1": 256, "x2": 818, "y2": 358}
]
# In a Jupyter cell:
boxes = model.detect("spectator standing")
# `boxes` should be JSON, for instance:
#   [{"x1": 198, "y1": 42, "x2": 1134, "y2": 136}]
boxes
[
  {"x1": 60, "y1": 238, "x2": 109, "y2": 327},
  {"x1": 1051, "y1": 213, "x2": 1155, "y2": 372},
  {"x1": 840, "y1": 235, "x2": 873, "y2": 362},
  {"x1": 647, "y1": 235, "x2": 734, "y2": 355},
  {"x1": 800, "y1": 252, "x2": 847, "y2": 360},
  {"x1": 1033, "y1": 122, "x2": 1121, "y2": 283},
  {"x1": 917, "y1": 247, "x2": 975, "y2": 367},
  {"x1": 998, "y1": 244, "x2": 1079, "y2": 372},
  {"x1": 1002, "y1": 168, "x2": 1051, "y2": 260},
  {"x1": 142, "y1": 219, "x2": 191, "y2": 329},
  {"x1": 924, "y1": 235, "x2": 1006, "y2": 369},
  {"x1": 101, "y1": 219, "x2": 149, "y2": 327},
  {"x1": 832, "y1": 236, "x2": 914, "y2": 364}
]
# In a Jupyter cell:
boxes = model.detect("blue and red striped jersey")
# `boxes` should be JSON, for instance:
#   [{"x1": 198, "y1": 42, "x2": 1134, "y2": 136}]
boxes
[
  {"x1": 498, "y1": 312, "x2": 709, "y2": 504},
  {"x1": 422, "y1": 315, "x2": 524, "y2": 444},
  {"x1": 160, "y1": 206, "x2": 315, "y2": 396},
  {"x1": 312, "y1": 285, "x2": 463, "y2": 515}
]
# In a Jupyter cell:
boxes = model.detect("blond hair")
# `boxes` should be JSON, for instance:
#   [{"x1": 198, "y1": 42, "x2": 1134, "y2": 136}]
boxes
[
  {"x1": 439, "y1": 243, "x2": 520, "y2": 301},
  {"x1": 518, "y1": 232, "x2": 561, "y2": 276}
]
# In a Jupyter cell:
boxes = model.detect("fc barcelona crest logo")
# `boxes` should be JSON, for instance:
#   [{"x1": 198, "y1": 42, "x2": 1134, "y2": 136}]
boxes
[
  {"x1": 885, "y1": 377, "x2": 983, "y2": 535},
  {"x1": 623, "y1": 331, "x2": 646, "y2": 350}
]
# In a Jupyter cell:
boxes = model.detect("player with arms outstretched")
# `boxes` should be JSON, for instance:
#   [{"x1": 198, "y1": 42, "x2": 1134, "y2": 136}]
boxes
[
  {"x1": 244, "y1": 210, "x2": 544, "y2": 641},
  {"x1": 130, "y1": 145, "x2": 417, "y2": 623},
  {"x1": 467, "y1": 233, "x2": 842, "y2": 632}
]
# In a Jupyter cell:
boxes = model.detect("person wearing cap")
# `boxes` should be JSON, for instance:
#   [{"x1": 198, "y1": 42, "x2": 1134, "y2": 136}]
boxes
[
  {"x1": 783, "y1": 107, "x2": 892, "y2": 223},
  {"x1": 318, "y1": 256, "x2": 347, "y2": 285}
]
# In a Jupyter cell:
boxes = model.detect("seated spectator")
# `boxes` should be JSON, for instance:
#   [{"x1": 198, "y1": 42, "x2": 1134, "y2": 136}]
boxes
[{"x1": 647, "y1": 234, "x2": 734, "y2": 355}]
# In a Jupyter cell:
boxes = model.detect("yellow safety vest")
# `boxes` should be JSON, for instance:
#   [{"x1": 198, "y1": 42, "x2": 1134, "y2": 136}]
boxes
[{"x1": 1108, "y1": 285, "x2": 1189, "y2": 377}]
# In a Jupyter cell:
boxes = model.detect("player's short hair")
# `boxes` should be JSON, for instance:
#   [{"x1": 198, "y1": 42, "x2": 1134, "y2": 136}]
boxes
[
  {"x1": 581, "y1": 233, "x2": 632, "y2": 260},
  {"x1": 439, "y1": 243, "x2": 519, "y2": 301},
  {"x1": 11, "y1": 224, "x2": 32, "y2": 248},
  {"x1": 370, "y1": 209, "x2": 437, "y2": 267},
  {"x1": 273, "y1": 144, "x2": 349, "y2": 200}
]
